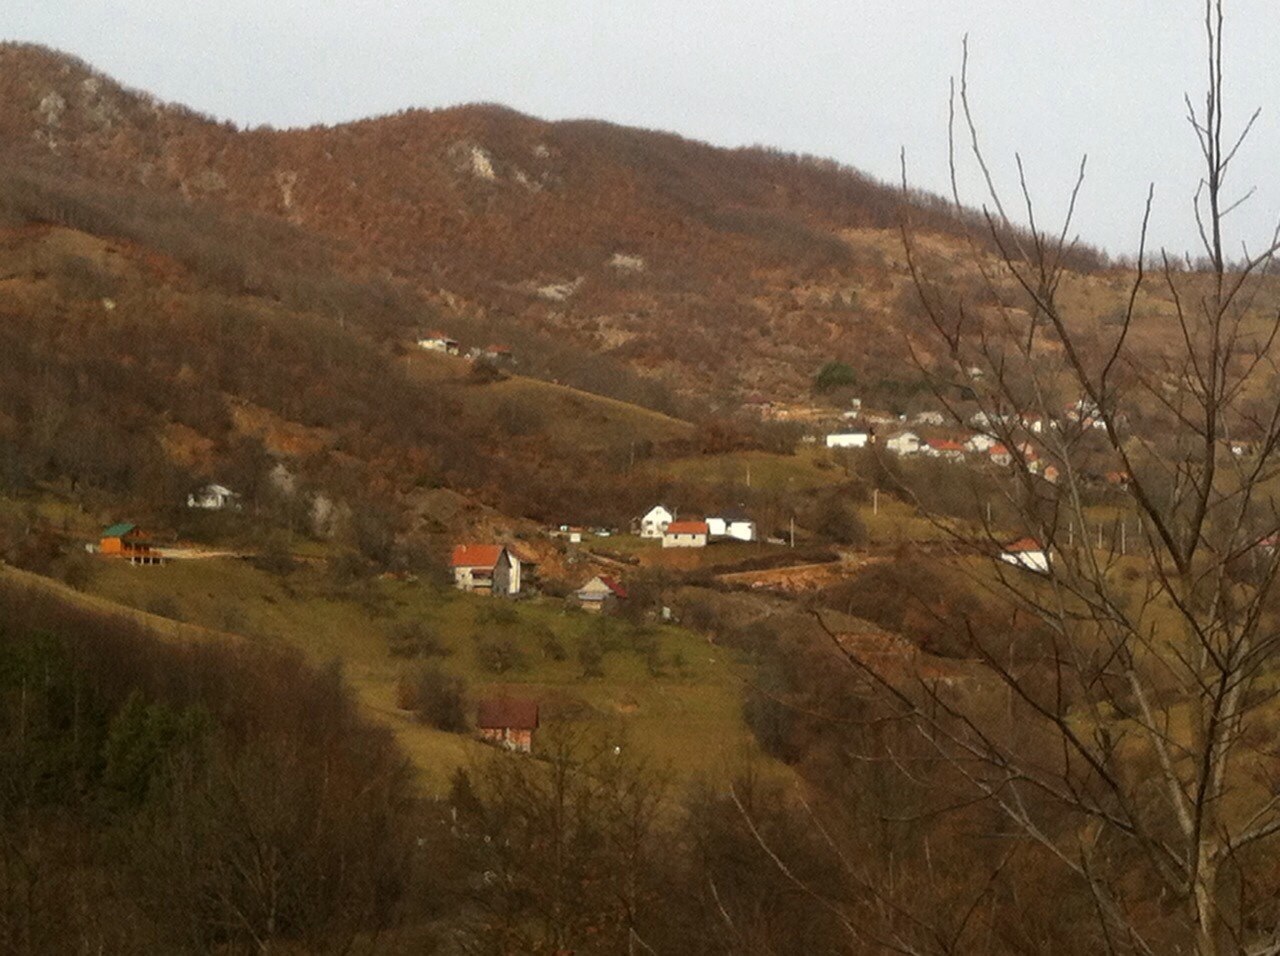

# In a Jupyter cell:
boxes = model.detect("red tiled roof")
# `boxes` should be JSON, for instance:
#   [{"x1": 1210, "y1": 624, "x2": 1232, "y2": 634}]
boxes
[
  {"x1": 451, "y1": 544, "x2": 506, "y2": 568},
  {"x1": 476, "y1": 697, "x2": 539, "y2": 731},
  {"x1": 929, "y1": 439, "x2": 965, "y2": 452},
  {"x1": 989, "y1": 444, "x2": 1009, "y2": 455},
  {"x1": 666, "y1": 520, "x2": 709, "y2": 535},
  {"x1": 1003, "y1": 537, "x2": 1044, "y2": 553},
  {"x1": 599, "y1": 575, "x2": 628, "y2": 599}
]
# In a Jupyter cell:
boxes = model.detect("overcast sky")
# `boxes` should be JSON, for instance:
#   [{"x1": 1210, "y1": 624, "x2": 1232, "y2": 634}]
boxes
[{"x1": 6, "y1": 2, "x2": 1279, "y2": 256}]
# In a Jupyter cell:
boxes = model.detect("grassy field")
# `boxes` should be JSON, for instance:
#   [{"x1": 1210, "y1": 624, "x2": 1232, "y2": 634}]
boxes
[
  {"x1": 404, "y1": 349, "x2": 694, "y2": 451},
  {"x1": 79, "y1": 555, "x2": 771, "y2": 792},
  {"x1": 647, "y1": 447, "x2": 849, "y2": 492}
]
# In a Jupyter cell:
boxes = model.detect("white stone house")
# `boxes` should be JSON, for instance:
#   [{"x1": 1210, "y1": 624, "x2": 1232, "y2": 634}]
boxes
[
  {"x1": 639, "y1": 505, "x2": 674, "y2": 539},
  {"x1": 912, "y1": 410, "x2": 947, "y2": 426},
  {"x1": 662, "y1": 520, "x2": 709, "y2": 549},
  {"x1": 706, "y1": 507, "x2": 757, "y2": 542},
  {"x1": 885, "y1": 431, "x2": 921, "y2": 456},
  {"x1": 186, "y1": 484, "x2": 240, "y2": 510},
  {"x1": 825, "y1": 432, "x2": 870, "y2": 449},
  {"x1": 999, "y1": 538, "x2": 1050, "y2": 574}
]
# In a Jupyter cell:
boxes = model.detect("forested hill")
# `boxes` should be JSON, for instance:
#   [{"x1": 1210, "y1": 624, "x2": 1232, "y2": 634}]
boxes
[{"x1": 0, "y1": 42, "x2": 1112, "y2": 407}]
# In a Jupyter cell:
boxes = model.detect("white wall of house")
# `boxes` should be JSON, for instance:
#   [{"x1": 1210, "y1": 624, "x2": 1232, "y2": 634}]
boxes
[
  {"x1": 825, "y1": 432, "x2": 869, "y2": 449},
  {"x1": 640, "y1": 506, "x2": 674, "y2": 538},
  {"x1": 662, "y1": 530, "x2": 707, "y2": 548},
  {"x1": 705, "y1": 516, "x2": 727, "y2": 536},
  {"x1": 726, "y1": 520, "x2": 756, "y2": 542},
  {"x1": 885, "y1": 432, "x2": 920, "y2": 455},
  {"x1": 1000, "y1": 549, "x2": 1049, "y2": 573}
]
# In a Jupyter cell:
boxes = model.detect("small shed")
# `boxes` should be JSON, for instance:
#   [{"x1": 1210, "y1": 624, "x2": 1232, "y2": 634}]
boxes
[
  {"x1": 476, "y1": 697, "x2": 539, "y2": 753},
  {"x1": 575, "y1": 575, "x2": 628, "y2": 613}
]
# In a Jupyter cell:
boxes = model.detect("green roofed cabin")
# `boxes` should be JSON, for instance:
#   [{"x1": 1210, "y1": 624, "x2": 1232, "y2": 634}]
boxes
[{"x1": 98, "y1": 523, "x2": 164, "y2": 566}]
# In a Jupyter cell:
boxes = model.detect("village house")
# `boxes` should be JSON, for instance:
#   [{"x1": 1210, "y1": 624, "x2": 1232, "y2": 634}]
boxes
[
  {"x1": 450, "y1": 544, "x2": 520, "y2": 596},
  {"x1": 705, "y1": 506, "x2": 757, "y2": 542},
  {"x1": 999, "y1": 537, "x2": 1050, "y2": 573},
  {"x1": 988, "y1": 444, "x2": 1013, "y2": 467},
  {"x1": 575, "y1": 575, "x2": 628, "y2": 613},
  {"x1": 825, "y1": 431, "x2": 871, "y2": 449},
  {"x1": 884, "y1": 431, "x2": 921, "y2": 456},
  {"x1": 481, "y1": 344, "x2": 515, "y2": 364},
  {"x1": 476, "y1": 697, "x2": 539, "y2": 753},
  {"x1": 912, "y1": 410, "x2": 947, "y2": 426},
  {"x1": 924, "y1": 438, "x2": 966, "y2": 461},
  {"x1": 98, "y1": 523, "x2": 165, "y2": 566},
  {"x1": 638, "y1": 505, "x2": 674, "y2": 539},
  {"x1": 417, "y1": 332, "x2": 460, "y2": 355},
  {"x1": 663, "y1": 520, "x2": 709, "y2": 548},
  {"x1": 186, "y1": 483, "x2": 240, "y2": 511},
  {"x1": 965, "y1": 433, "x2": 998, "y2": 453}
]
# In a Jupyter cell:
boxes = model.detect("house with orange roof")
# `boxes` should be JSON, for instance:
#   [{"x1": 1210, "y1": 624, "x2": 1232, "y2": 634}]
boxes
[
  {"x1": 999, "y1": 537, "x2": 1050, "y2": 573},
  {"x1": 924, "y1": 438, "x2": 966, "y2": 461},
  {"x1": 451, "y1": 544, "x2": 519, "y2": 596},
  {"x1": 662, "y1": 520, "x2": 709, "y2": 549},
  {"x1": 989, "y1": 444, "x2": 1012, "y2": 467}
]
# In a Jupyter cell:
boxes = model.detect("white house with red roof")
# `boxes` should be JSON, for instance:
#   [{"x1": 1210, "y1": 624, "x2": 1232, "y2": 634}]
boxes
[
  {"x1": 575, "y1": 575, "x2": 628, "y2": 613},
  {"x1": 999, "y1": 537, "x2": 1050, "y2": 573},
  {"x1": 924, "y1": 438, "x2": 966, "y2": 461},
  {"x1": 451, "y1": 544, "x2": 520, "y2": 596},
  {"x1": 663, "y1": 520, "x2": 709, "y2": 548},
  {"x1": 989, "y1": 444, "x2": 1013, "y2": 467}
]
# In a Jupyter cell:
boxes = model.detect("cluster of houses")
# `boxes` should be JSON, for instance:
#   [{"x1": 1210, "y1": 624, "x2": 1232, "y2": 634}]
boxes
[
  {"x1": 417, "y1": 332, "x2": 515, "y2": 366},
  {"x1": 637, "y1": 505, "x2": 756, "y2": 548}
]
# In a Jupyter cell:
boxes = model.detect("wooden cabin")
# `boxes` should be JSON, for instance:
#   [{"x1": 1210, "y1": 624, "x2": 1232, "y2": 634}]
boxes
[
  {"x1": 476, "y1": 697, "x2": 539, "y2": 753},
  {"x1": 99, "y1": 523, "x2": 165, "y2": 566}
]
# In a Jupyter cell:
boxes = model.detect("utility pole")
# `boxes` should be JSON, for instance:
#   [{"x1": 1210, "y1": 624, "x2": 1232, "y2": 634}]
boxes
[
  {"x1": 873, "y1": 487, "x2": 879, "y2": 516},
  {"x1": 789, "y1": 516, "x2": 795, "y2": 549}
]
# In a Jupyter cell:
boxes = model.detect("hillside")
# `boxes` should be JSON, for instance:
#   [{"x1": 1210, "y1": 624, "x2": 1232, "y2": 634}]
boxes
[{"x1": 0, "y1": 42, "x2": 1118, "y2": 411}]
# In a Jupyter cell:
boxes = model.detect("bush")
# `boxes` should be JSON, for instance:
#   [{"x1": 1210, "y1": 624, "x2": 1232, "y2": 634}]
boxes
[
  {"x1": 813, "y1": 360, "x2": 858, "y2": 393},
  {"x1": 387, "y1": 620, "x2": 451, "y2": 659},
  {"x1": 476, "y1": 638, "x2": 527, "y2": 674},
  {"x1": 578, "y1": 635, "x2": 605, "y2": 678},
  {"x1": 397, "y1": 666, "x2": 468, "y2": 731},
  {"x1": 476, "y1": 602, "x2": 519, "y2": 626}
]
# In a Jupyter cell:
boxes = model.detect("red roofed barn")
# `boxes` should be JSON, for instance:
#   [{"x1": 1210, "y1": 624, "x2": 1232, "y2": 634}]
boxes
[{"x1": 476, "y1": 697, "x2": 539, "y2": 752}]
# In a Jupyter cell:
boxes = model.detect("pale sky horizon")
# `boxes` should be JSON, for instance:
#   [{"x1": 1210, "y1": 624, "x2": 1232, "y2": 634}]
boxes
[{"x1": 6, "y1": 2, "x2": 1279, "y2": 258}]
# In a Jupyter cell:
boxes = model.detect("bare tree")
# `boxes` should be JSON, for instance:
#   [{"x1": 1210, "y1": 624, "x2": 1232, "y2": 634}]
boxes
[{"x1": 813, "y1": 3, "x2": 1280, "y2": 953}]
